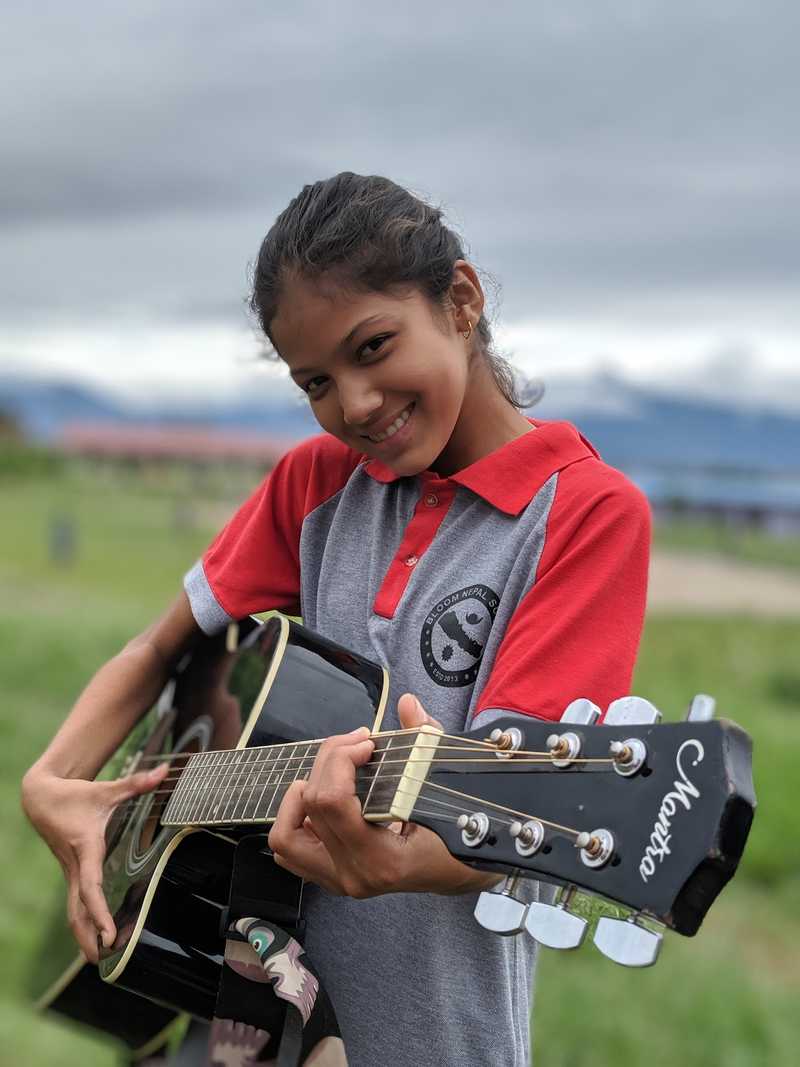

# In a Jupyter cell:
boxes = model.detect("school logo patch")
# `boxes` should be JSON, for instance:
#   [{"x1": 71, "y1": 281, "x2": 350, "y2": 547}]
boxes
[{"x1": 420, "y1": 584, "x2": 499, "y2": 687}]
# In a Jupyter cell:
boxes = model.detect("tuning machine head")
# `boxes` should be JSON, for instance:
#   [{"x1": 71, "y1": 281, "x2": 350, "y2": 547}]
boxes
[
  {"x1": 604, "y1": 696, "x2": 662, "y2": 726},
  {"x1": 523, "y1": 887, "x2": 588, "y2": 950},
  {"x1": 686, "y1": 693, "x2": 716, "y2": 722},
  {"x1": 593, "y1": 915, "x2": 663, "y2": 967},
  {"x1": 474, "y1": 873, "x2": 527, "y2": 936},
  {"x1": 488, "y1": 725, "x2": 523, "y2": 759},
  {"x1": 559, "y1": 698, "x2": 601, "y2": 725},
  {"x1": 457, "y1": 811, "x2": 491, "y2": 848}
]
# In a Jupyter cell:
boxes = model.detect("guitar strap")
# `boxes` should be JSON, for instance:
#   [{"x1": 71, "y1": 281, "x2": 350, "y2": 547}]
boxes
[{"x1": 207, "y1": 835, "x2": 348, "y2": 1066}]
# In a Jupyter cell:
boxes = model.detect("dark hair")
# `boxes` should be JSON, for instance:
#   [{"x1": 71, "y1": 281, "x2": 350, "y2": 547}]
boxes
[{"x1": 249, "y1": 172, "x2": 529, "y2": 408}]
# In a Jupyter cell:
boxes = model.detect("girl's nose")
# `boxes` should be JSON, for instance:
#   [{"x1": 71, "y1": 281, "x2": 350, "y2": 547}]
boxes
[{"x1": 340, "y1": 378, "x2": 383, "y2": 428}]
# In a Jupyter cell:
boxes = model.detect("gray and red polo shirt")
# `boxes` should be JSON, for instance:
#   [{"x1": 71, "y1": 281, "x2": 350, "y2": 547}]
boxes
[{"x1": 184, "y1": 418, "x2": 650, "y2": 1067}]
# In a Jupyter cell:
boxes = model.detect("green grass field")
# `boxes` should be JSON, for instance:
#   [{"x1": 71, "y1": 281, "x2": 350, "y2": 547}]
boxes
[{"x1": 1, "y1": 466, "x2": 798, "y2": 1066}]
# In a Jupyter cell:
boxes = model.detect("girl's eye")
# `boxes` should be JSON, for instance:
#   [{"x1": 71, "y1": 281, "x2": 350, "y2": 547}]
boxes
[
  {"x1": 303, "y1": 375, "x2": 328, "y2": 397},
  {"x1": 359, "y1": 334, "x2": 391, "y2": 359}
]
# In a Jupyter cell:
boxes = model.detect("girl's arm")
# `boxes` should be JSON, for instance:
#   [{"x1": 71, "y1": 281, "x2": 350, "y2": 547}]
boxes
[{"x1": 21, "y1": 591, "x2": 203, "y2": 960}]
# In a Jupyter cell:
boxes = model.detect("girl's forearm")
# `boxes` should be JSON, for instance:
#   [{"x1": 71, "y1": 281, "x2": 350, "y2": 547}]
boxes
[{"x1": 25, "y1": 593, "x2": 200, "y2": 784}]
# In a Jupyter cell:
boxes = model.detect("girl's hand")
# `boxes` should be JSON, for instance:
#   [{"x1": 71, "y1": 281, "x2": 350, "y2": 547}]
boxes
[
  {"x1": 21, "y1": 764, "x2": 168, "y2": 961},
  {"x1": 268, "y1": 693, "x2": 501, "y2": 898}
]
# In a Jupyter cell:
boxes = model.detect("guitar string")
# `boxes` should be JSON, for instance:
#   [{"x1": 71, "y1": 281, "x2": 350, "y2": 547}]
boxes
[
  {"x1": 114, "y1": 743, "x2": 618, "y2": 830},
  {"x1": 132, "y1": 722, "x2": 591, "y2": 767},
  {"x1": 149, "y1": 764, "x2": 587, "y2": 838},
  {"x1": 226, "y1": 784, "x2": 513, "y2": 832},
  {"x1": 141, "y1": 751, "x2": 614, "y2": 793},
  {"x1": 132, "y1": 725, "x2": 507, "y2": 765},
  {"x1": 129, "y1": 741, "x2": 617, "y2": 788},
  {"x1": 123, "y1": 729, "x2": 616, "y2": 821},
  {"x1": 122, "y1": 775, "x2": 588, "y2": 854},
  {"x1": 113, "y1": 729, "x2": 618, "y2": 832},
  {"x1": 120, "y1": 750, "x2": 616, "y2": 820},
  {"x1": 162, "y1": 779, "x2": 567, "y2": 838}
]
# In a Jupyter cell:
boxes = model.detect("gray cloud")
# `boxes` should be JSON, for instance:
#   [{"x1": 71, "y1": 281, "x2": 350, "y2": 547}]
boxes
[{"x1": 1, "y1": 0, "x2": 799, "y2": 333}]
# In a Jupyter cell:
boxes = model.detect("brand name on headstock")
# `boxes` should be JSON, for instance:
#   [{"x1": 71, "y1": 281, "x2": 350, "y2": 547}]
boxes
[{"x1": 639, "y1": 739, "x2": 705, "y2": 883}]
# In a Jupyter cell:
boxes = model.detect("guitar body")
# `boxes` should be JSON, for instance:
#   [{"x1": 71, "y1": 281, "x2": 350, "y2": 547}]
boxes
[{"x1": 40, "y1": 615, "x2": 388, "y2": 1048}]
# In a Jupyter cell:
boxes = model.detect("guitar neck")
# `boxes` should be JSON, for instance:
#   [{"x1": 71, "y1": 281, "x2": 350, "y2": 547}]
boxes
[{"x1": 160, "y1": 728, "x2": 440, "y2": 830}]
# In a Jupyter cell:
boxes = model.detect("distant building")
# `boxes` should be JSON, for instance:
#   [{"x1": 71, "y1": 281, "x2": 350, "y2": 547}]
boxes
[
  {"x1": 631, "y1": 466, "x2": 800, "y2": 536},
  {"x1": 58, "y1": 422, "x2": 298, "y2": 487}
]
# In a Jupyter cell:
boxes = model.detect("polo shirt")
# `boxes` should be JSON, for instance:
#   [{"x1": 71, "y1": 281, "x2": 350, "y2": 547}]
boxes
[{"x1": 184, "y1": 418, "x2": 650, "y2": 1067}]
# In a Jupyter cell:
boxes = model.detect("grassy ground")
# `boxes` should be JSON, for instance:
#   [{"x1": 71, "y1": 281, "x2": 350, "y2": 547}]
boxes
[{"x1": 1, "y1": 466, "x2": 798, "y2": 1066}]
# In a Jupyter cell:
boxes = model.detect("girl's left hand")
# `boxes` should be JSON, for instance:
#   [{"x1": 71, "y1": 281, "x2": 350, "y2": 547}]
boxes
[{"x1": 267, "y1": 693, "x2": 501, "y2": 897}]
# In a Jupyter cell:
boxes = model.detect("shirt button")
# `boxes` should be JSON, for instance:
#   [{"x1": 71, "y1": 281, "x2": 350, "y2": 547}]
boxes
[
  {"x1": 404, "y1": 554, "x2": 419, "y2": 567},
  {"x1": 424, "y1": 493, "x2": 439, "y2": 507}
]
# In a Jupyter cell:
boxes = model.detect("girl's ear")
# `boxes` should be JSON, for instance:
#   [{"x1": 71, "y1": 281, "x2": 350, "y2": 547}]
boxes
[{"x1": 449, "y1": 260, "x2": 485, "y2": 331}]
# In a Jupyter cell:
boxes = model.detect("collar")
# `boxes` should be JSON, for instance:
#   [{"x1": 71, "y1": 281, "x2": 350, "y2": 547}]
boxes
[{"x1": 362, "y1": 419, "x2": 599, "y2": 515}]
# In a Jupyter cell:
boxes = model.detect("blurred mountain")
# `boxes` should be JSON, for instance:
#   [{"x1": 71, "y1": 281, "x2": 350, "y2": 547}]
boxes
[
  {"x1": 534, "y1": 372, "x2": 800, "y2": 473},
  {"x1": 1, "y1": 370, "x2": 799, "y2": 474},
  {"x1": 0, "y1": 373, "x2": 317, "y2": 442}
]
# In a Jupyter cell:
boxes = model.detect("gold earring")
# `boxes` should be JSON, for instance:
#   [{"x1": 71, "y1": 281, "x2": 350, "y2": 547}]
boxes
[{"x1": 462, "y1": 320, "x2": 473, "y2": 340}]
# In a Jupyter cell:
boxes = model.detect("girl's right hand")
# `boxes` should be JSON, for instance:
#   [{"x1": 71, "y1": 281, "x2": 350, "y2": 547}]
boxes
[{"x1": 21, "y1": 764, "x2": 168, "y2": 962}]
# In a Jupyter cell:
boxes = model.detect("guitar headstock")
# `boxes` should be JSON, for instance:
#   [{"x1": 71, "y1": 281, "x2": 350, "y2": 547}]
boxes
[{"x1": 401, "y1": 694, "x2": 755, "y2": 965}]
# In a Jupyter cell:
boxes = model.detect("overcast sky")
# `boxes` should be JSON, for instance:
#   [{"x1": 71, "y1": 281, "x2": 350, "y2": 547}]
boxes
[{"x1": 2, "y1": 1, "x2": 798, "y2": 409}]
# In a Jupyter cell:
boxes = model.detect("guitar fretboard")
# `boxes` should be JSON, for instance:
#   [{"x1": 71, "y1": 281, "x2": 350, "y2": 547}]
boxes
[{"x1": 161, "y1": 735, "x2": 404, "y2": 828}]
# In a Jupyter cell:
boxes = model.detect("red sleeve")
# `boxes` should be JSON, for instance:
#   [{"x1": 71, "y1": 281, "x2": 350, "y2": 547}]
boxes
[
  {"x1": 473, "y1": 459, "x2": 651, "y2": 723},
  {"x1": 197, "y1": 434, "x2": 361, "y2": 622}
]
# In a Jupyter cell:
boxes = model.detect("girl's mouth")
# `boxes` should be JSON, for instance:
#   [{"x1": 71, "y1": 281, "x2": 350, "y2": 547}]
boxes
[{"x1": 363, "y1": 402, "x2": 415, "y2": 446}]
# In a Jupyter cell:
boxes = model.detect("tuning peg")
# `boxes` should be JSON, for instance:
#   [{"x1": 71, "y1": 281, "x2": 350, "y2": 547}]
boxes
[
  {"x1": 474, "y1": 874, "x2": 527, "y2": 936},
  {"x1": 604, "y1": 696, "x2": 662, "y2": 726},
  {"x1": 559, "y1": 698, "x2": 601, "y2": 725},
  {"x1": 524, "y1": 888, "x2": 588, "y2": 950},
  {"x1": 593, "y1": 916, "x2": 663, "y2": 967},
  {"x1": 686, "y1": 693, "x2": 716, "y2": 722}
]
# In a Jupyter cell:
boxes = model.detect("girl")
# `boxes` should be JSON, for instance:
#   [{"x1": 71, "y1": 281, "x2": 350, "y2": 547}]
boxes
[{"x1": 23, "y1": 173, "x2": 650, "y2": 1066}]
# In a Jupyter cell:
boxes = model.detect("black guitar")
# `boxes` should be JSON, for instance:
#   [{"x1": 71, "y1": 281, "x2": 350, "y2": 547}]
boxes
[{"x1": 38, "y1": 614, "x2": 755, "y2": 1057}]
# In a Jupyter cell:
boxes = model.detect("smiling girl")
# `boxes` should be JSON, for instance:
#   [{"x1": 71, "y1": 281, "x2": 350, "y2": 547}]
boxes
[{"x1": 23, "y1": 173, "x2": 650, "y2": 1066}]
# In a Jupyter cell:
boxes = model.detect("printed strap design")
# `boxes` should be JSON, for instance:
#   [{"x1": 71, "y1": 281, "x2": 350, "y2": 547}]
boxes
[{"x1": 209, "y1": 918, "x2": 347, "y2": 1067}]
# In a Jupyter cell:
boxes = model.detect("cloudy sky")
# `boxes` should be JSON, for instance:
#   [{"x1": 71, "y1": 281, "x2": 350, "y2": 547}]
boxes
[{"x1": 2, "y1": 1, "x2": 798, "y2": 409}]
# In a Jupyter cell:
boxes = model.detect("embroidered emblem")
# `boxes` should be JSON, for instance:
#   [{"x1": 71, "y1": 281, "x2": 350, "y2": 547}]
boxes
[{"x1": 420, "y1": 584, "x2": 499, "y2": 687}]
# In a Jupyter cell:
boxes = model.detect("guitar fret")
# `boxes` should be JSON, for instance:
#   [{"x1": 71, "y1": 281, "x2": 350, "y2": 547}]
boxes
[
  {"x1": 169, "y1": 752, "x2": 197, "y2": 824},
  {"x1": 170, "y1": 751, "x2": 196, "y2": 823},
  {"x1": 263, "y1": 742, "x2": 313, "y2": 823},
  {"x1": 196, "y1": 751, "x2": 220, "y2": 824},
  {"x1": 263, "y1": 743, "x2": 300, "y2": 822},
  {"x1": 232, "y1": 748, "x2": 260, "y2": 822},
  {"x1": 248, "y1": 747, "x2": 271, "y2": 819},
  {"x1": 222, "y1": 748, "x2": 250, "y2": 823},
  {"x1": 243, "y1": 746, "x2": 269, "y2": 822},
  {"x1": 212, "y1": 750, "x2": 234, "y2": 824},
  {"x1": 200, "y1": 750, "x2": 224, "y2": 824},
  {"x1": 185, "y1": 751, "x2": 212, "y2": 825},
  {"x1": 163, "y1": 756, "x2": 189, "y2": 824},
  {"x1": 298, "y1": 741, "x2": 319, "y2": 784},
  {"x1": 216, "y1": 750, "x2": 240, "y2": 824},
  {"x1": 253, "y1": 744, "x2": 280, "y2": 821},
  {"x1": 362, "y1": 735, "x2": 392, "y2": 816}
]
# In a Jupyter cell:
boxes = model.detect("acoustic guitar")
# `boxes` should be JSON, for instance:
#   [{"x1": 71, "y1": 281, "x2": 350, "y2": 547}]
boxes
[{"x1": 37, "y1": 613, "x2": 755, "y2": 1058}]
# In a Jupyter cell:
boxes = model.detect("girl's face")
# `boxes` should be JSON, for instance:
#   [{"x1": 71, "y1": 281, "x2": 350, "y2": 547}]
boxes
[{"x1": 270, "y1": 272, "x2": 479, "y2": 476}]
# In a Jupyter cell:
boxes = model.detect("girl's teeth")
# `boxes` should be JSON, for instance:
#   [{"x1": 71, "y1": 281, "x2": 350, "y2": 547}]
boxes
[{"x1": 369, "y1": 405, "x2": 412, "y2": 442}]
